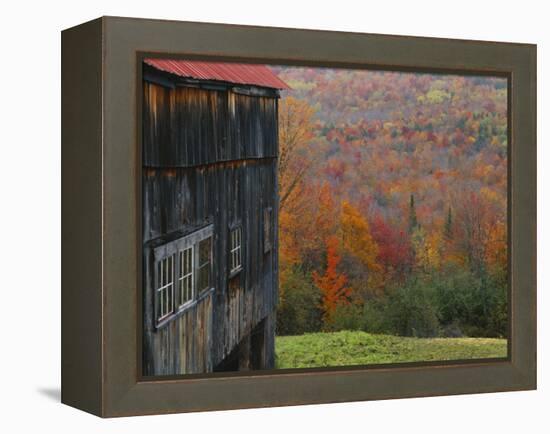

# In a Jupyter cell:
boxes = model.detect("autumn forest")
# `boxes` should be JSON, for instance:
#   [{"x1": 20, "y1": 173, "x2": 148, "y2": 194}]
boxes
[{"x1": 271, "y1": 66, "x2": 508, "y2": 343}]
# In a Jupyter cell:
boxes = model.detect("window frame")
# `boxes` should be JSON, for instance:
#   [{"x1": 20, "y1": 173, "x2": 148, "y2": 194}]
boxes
[
  {"x1": 197, "y1": 236, "x2": 214, "y2": 297},
  {"x1": 177, "y1": 245, "x2": 194, "y2": 310},
  {"x1": 228, "y1": 224, "x2": 243, "y2": 277},
  {"x1": 155, "y1": 254, "x2": 175, "y2": 324},
  {"x1": 152, "y1": 224, "x2": 214, "y2": 328}
]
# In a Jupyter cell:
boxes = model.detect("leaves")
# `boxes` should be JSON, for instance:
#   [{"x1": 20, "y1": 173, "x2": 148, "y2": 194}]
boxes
[
  {"x1": 312, "y1": 236, "x2": 352, "y2": 326},
  {"x1": 278, "y1": 96, "x2": 317, "y2": 211},
  {"x1": 340, "y1": 201, "x2": 381, "y2": 278}
]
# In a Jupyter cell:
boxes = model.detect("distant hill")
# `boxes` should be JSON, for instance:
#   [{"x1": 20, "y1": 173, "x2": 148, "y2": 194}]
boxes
[{"x1": 271, "y1": 66, "x2": 507, "y2": 227}]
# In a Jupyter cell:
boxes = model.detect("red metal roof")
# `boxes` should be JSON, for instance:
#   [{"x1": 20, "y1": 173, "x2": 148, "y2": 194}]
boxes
[{"x1": 144, "y1": 59, "x2": 290, "y2": 90}]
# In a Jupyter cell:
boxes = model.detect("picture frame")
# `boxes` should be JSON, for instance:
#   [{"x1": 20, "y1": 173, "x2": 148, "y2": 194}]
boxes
[{"x1": 61, "y1": 16, "x2": 536, "y2": 417}]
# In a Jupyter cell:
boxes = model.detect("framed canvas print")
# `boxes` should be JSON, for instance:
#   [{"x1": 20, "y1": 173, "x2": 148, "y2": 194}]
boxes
[{"x1": 61, "y1": 16, "x2": 536, "y2": 417}]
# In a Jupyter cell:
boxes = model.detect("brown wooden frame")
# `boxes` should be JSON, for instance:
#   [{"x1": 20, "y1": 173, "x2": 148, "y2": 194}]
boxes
[{"x1": 61, "y1": 16, "x2": 536, "y2": 417}]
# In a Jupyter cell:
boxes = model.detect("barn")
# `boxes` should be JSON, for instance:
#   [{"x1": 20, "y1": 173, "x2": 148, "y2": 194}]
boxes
[{"x1": 142, "y1": 59, "x2": 289, "y2": 376}]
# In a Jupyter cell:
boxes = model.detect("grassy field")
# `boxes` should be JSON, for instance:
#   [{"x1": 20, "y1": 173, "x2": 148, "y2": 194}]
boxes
[{"x1": 275, "y1": 330, "x2": 507, "y2": 369}]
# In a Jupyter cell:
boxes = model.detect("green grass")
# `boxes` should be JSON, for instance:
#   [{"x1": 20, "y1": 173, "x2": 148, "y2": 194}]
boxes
[{"x1": 275, "y1": 330, "x2": 507, "y2": 369}]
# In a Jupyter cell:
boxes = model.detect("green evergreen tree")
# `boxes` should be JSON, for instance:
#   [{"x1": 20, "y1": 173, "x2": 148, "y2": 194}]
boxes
[{"x1": 408, "y1": 194, "x2": 418, "y2": 233}]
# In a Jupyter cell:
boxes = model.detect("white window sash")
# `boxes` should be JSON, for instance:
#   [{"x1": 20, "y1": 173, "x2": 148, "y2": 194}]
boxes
[
  {"x1": 229, "y1": 227, "x2": 242, "y2": 273},
  {"x1": 177, "y1": 246, "x2": 194, "y2": 309},
  {"x1": 153, "y1": 224, "x2": 214, "y2": 327}
]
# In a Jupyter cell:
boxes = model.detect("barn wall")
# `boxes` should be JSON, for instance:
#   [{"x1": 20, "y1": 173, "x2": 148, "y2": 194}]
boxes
[
  {"x1": 143, "y1": 269, "x2": 214, "y2": 375},
  {"x1": 143, "y1": 82, "x2": 278, "y2": 167},
  {"x1": 142, "y1": 78, "x2": 279, "y2": 376}
]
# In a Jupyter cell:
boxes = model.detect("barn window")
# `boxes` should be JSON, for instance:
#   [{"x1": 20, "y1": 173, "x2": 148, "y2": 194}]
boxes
[
  {"x1": 177, "y1": 246, "x2": 194, "y2": 308},
  {"x1": 153, "y1": 224, "x2": 214, "y2": 327},
  {"x1": 264, "y1": 207, "x2": 273, "y2": 253},
  {"x1": 156, "y1": 255, "x2": 175, "y2": 323},
  {"x1": 197, "y1": 236, "x2": 213, "y2": 295},
  {"x1": 230, "y1": 226, "x2": 243, "y2": 275}
]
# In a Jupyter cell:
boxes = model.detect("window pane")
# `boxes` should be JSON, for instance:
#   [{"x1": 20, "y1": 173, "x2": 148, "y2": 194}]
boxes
[
  {"x1": 182, "y1": 247, "x2": 192, "y2": 276},
  {"x1": 198, "y1": 265, "x2": 210, "y2": 292},
  {"x1": 157, "y1": 255, "x2": 175, "y2": 322},
  {"x1": 199, "y1": 237, "x2": 211, "y2": 265},
  {"x1": 159, "y1": 261, "x2": 163, "y2": 287},
  {"x1": 229, "y1": 227, "x2": 243, "y2": 273},
  {"x1": 168, "y1": 256, "x2": 173, "y2": 282},
  {"x1": 178, "y1": 246, "x2": 193, "y2": 307},
  {"x1": 159, "y1": 290, "x2": 163, "y2": 317}
]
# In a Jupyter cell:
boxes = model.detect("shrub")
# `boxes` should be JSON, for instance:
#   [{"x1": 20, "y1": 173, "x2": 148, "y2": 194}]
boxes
[
  {"x1": 361, "y1": 299, "x2": 388, "y2": 334},
  {"x1": 276, "y1": 264, "x2": 507, "y2": 339},
  {"x1": 383, "y1": 279, "x2": 441, "y2": 337},
  {"x1": 330, "y1": 303, "x2": 364, "y2": 332},
  {"x1": 434, "y1": 265, "x2": 507, "y2": 338},
  {"x1": 276, "y1": 267, "x2": 323, "y2": 335},
  {"x1": 360, "y1": 279, "x2": 440, "y2": 337}
]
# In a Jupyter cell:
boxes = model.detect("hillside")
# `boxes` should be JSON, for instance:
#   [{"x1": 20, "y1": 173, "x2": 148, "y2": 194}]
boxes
[
  {"x1": 271, "y1": 65, "x2": 508, "y2": 340},
  {"x1": 271, "y1": 65, "x2": 507, "y2": 238}
]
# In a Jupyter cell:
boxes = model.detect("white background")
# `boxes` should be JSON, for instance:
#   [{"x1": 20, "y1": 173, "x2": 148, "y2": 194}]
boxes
[{"x1": 0, "y1": 0, "x2": 546, "y2": 431}]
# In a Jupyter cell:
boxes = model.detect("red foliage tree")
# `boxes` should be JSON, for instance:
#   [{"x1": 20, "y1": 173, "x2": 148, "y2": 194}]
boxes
[{"x1": 370, "y1": 215, "x2": 413, "y2": 280}]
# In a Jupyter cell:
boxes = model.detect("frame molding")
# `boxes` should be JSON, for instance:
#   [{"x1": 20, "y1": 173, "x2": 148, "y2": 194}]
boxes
[{"x1": 61, "y1": 16, "x2": 536, "y2": 417}]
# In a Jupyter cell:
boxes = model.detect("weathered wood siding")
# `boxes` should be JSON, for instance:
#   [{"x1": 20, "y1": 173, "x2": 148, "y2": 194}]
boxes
[
  {"x1": 143, "y1": 77, "x2": 279, "y2": 376},
  {"x1": 143, "y1": 82, "x2": 278, "y2": 167},
  {"x1": 142, "y1": 268, "x2": 214, "y2": 375}
]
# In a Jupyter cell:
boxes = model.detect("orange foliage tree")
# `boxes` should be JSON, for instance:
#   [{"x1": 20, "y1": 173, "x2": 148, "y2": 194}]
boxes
[
  {"x1": 485, "y1": 219, "x2": 507, "y2": 275},
  {"x1": 278, "y1": 182, "x2": 338, "y2": 290},
  {"x1": 312, "y1": 236, "x2": 351, "y2": 326},
  {"x1": 340, "y1": 201, "x2": 382, "y2": 290}
]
